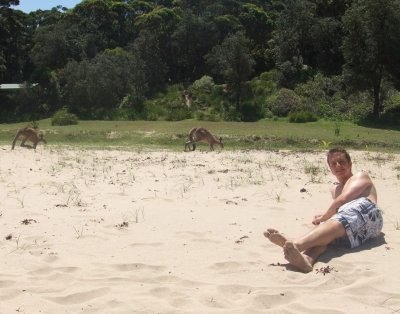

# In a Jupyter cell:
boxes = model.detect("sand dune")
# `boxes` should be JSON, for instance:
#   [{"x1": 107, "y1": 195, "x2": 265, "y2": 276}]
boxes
[{"x1": 0, "y1": 146, "x2": 399, "y2": 313}]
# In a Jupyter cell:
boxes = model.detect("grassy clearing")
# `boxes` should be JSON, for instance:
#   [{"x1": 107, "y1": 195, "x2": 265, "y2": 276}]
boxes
[{"x1": 1, "y1": 118, "x2": 400, "y2": 152}]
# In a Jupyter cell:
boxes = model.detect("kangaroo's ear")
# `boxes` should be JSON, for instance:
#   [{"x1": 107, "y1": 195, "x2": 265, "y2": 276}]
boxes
[{"x1": 220, "y1": 137, "x2": 223, "y2": 142}]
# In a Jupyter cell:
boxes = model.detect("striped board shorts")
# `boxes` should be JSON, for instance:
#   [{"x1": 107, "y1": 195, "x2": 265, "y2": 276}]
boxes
[{"x1": 331, "y1": 197, "x2": 383, "y2": 249}]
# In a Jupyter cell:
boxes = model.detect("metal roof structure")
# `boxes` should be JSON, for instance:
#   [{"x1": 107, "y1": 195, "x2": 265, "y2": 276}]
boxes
[{"x1": 0, "y1": 83, "x2": 38, "y2": 90}]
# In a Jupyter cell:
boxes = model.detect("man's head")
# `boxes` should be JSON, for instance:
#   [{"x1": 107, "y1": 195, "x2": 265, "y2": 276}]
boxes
[
  {"x1": 326, "y1": 148, "x2": 351, "y2": 165},
  {"x1": 327, "y1": 148, "x2": 352, "y2": 178}
]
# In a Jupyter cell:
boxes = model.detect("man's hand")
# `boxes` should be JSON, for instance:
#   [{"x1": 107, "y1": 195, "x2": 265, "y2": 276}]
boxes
[{"x1": 312, "y1": 214, "x2": 323, "y2": 225}]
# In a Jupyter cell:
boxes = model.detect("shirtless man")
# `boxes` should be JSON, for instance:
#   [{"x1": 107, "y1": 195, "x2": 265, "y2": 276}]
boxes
[{"x1": 264, "y1": 148, "x2": 383, "y2": 273}]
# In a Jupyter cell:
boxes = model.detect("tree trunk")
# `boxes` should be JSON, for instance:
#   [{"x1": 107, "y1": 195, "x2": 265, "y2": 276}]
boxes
[
  {"x1": 235, "y1": 82, "x2": 241, "y2": 112},
  {"x1": 372, "y1": 81, "x2": 381, "y2": 118}
]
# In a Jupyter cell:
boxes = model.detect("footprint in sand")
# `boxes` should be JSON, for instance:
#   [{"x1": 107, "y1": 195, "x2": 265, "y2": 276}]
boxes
[
  {"x1": 175, "y1": 231, "x2": 221, "y2": 244},
  {"x1": 111, "y1": 262, "x2": 166, "y2": 273},
  {"x1": 209, "y1": 261, "x2": 260, "y2": 274},
  {"x1": 28, "y1": 266, "x2": 79, "y2": 276},
  {"x1": 149, "y1": 287, "x2": 192, "y2": 308},
  {"x1": 46, "y1": 287, "x2": 110, "y2": 304},
  {"x1": 0, "y1": 280, "x2": 15, "y2": 288},
  {"x1": 217, "y1": 284, "x2": 253, "y2": 297},
  {"x1": 252, "y1": 291, "x2": 295, "y2": 310},
  {"x1": 129, "y1": 242, "x2": 164, "y2": 248}
]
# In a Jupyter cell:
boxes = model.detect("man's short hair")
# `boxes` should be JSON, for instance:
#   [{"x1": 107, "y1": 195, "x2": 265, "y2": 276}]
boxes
[{"x1": 327, "y1": 148, "x2": 351, "y2": 164}]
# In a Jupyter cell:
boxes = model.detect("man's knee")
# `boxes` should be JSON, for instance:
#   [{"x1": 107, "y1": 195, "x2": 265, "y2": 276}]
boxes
[{"x1": 324, "y1": 220, "x2": 346, "y2": 238}]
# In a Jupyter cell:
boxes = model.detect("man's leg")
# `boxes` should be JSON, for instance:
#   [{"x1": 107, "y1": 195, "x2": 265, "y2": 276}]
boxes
[
  {"x1": 264, "y1": 228, "x2": 287, "y2": 247},
  {"x1": 283, "y1": 243, "x2": 328, "y2": 273},
  {"x1": 294, "y1": 220, "x2": 346, "y2": 252},
  {"x1": 283, "y1": 220, "x2": 345, "y2": 272},
  {"x1": 264, "y1": 220, "x2": 345, "y2": 251},
  {"x1": 303, "y1": 245, "x2": 328, "y2": 265},
  {"x1": 266, "y1": 221, "x2": 345, "y2": 272}
]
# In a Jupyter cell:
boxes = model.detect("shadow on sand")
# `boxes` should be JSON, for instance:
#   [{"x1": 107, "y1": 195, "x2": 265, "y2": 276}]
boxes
[
  {"x1": 319, "y1": 232, "x2": 387, "y2": 263},
  {"x1": 268, "y1": 233, "x2": 387, "y2": 273}
]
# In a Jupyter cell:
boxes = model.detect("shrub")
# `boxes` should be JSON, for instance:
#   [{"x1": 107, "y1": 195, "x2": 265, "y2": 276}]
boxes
[
  {"x1": 223, "y1": 106, "x2": 242, "y2": 121},
  {"x1": 255, "y1": 71, "x2": 278, "y2": 95},
  {"x1": 146, "y1": 112, "x2": 159, "y2": 121},
  {"x1": 288, "y1": 111, "x2": 318, "y2": 123},
  {"x1": 166, "y1": 106, "x2": 193, "y2": 121},
  {"x1": 51, "y1": 108, "x2": 79, "y2": 126},
  {"x1": 111, "y1": 108, "x2": 136, "y2": 120},
  {"x1": 191, "y1": 75, "x2": 215, "y2": 93},
  {"x1": 295, "y1": 74, "x2": 345, "y2": 118},
  {"x1": 347, "y1": 91, "x2": 374, "y2": 121},
  {"x1": 266, "y1": 88, "x2": 301, "y2": 117},
  {"x1": 240, "y1": 102, "x2": 265, "y2": 122},
  {"x1": 30, "y1": 120, "x2": 39, "y2": 129},
  {"x1": 143, "y1": 101, "x2": 167, "y2": 121},
  {"x1": 385, "y1": 91, "x2": 400, "y2": 111},
  {"x1": 119, "y1": 94, "x2": 145, "y2": 114},
  {"x1": 379, "y1": 106, "x2": 400, "y2": 125},
  {"x1": 196, "y1": 111, "x2": 220, "y2": 121}
]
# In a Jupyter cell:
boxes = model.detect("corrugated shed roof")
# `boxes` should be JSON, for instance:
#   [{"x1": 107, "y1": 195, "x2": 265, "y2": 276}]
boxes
[{"x1": 0, "y1": 83, "x2": 38, "y2": 89}]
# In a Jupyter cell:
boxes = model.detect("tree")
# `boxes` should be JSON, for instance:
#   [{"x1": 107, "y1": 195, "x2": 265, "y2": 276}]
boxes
[
  {"x1": 310, "y1": 17, "x2": 343, "y2": 75},
  {"x1": 58, "y1": 48, "x2": 147, "y2": 119},
  {"x1": 0, "y1": 0, "x2": 19, "y2": 7},
  {"x1": 30, "y1": 23, "x2": 70, "y2": 70},
  {"x1": 238, "y1": 3, "x2": 272, "y2": 72},
  {"x1": 205, "y1": 31, "x2": 255, "y2": 111},
  {"x1": 270, "y1": 0, "x2": 316, "y2": 87},
  {"x1": 72, "y1": 0, "x2": 138, "y2": 48},
  {"x1": 0, "y1": 4, "x2": 32, "y2": 82},
  {"x1": 134, "y1": 6, "x2": 181, "y2": 82},
  {"x1": 170, "y1": 12, "x2": 218, "y2": 82},
  {"x1": 342, "y1": 0, "x2": 400, "y2": 117},
  {"x1": 130, "y1": 29, "x2": 167, "y2": 94}
]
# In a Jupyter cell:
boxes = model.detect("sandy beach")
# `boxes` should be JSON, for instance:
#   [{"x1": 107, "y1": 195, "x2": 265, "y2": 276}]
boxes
[{"x1": 1, "y1": 145, "x2": 399, "y2": 313}]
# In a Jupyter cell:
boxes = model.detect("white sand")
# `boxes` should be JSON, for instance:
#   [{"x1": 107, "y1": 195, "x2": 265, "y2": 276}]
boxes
[{"x1": 1, "y1": 145, "x2": 400, "y2": 313}]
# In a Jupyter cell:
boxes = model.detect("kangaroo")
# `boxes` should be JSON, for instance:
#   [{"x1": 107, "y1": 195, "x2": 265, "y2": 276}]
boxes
[
  {"x1": 184, "y1": 127, "x2": 223, "y2": 151},
  {"x1": 11, "y1": 127, "x2": 47, "y2": 150}
]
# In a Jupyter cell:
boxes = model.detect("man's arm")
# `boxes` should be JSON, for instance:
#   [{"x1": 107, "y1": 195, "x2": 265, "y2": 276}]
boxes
[{"x1": 313, "y1": 172, "x2": 373, "y2": 224}]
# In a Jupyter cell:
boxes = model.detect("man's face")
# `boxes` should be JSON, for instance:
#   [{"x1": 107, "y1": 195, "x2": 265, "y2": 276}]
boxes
[{"x1": 328, "y1": 152, "x2": 352, "y2": 177}]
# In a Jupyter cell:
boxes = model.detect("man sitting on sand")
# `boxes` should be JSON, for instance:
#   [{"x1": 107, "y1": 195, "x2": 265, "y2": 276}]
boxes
[{"x1": 264, "y1": 148, "x2": 383, "y2": 273}]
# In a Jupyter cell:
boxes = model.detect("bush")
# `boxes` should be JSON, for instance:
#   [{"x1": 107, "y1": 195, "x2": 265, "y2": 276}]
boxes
[
  {"x1": 223, "y1": 106, "x2": 242, "y2": 121},
  {"x1": 295, "y1": 74, "x2": 346, "y2": 118},
  {"x1": 191, "y1": 75, "x2": 215, "y2": 93},
  {"x1": 119, "y1": 94, "x2": 145, "y2": 115},
  {"x1": 30, "y1": 120, "x2": 39, "y2": 129},
  {"x1": 266, "y1": 88, "x2": 301, "y2": 117},
  {"x1": 166, "y1": 106, "x2": 193, "y2": 121},
  {"x1": 379, "y1": 106, "x2": 400, "y2": 125},
  {"x1": 288, "y1": 111, "x2": 318, "y2": 123},
  {"x1": 346, "y1": 91, "x2": 374, "y2": 121},
  {"x1": 111, "y1": 108, "x2": 136, "y2": 120},
  {"x1": 51, "y1": 108, "x2": 79, "y2": 126},
  {"x1": 360, "y1": 106, "x2": 400, "y2": 127},
  {"x1": 240, "y1": 102, "x2": 265, "y2": 122},
  {"x1": 196, "y1": 111, "x2": 220, "y2": 121},
  {"x1": 255, "y1": 71, "x2": 278, "y2": 95},
  {"x1": 385, "y1": 91, "x2": 400, "y2": 111}
]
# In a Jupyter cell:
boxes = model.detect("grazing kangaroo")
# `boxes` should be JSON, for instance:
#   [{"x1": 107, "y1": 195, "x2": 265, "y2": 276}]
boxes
[
  {"x1": 11, "y1": 127, "x2": 47, "y2": 150},
  {"x1": 184, "y1": 127, "x2": 223, "y2": 151}
]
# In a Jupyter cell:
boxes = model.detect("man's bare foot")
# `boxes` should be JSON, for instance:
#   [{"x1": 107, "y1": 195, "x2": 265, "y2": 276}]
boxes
[
  {"x1": 283, "y1": 242, "x2": 313, "y2": 273},
  {"x1": 263, "y1": 228, "x2": 287, "y2": 247}
]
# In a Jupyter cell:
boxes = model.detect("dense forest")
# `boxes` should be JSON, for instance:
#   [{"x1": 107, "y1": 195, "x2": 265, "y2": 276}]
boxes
[{"x1": 1, "y1": 0, "x2": 400, "y2": 124}]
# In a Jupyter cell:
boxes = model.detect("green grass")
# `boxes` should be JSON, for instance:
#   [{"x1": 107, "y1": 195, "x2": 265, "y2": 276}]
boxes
[{"x1": 1, "y1": 118, "x2": 400, "y2": 152}]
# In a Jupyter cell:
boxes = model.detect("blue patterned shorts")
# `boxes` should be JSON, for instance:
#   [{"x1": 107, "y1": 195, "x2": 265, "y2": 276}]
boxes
[{"x1": 331, "y1": 197, "x2": 383, "y2": 249}]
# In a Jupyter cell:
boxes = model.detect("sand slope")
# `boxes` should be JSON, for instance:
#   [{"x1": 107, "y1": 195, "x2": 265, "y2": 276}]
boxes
[{"x1": 1, "y1": 146, "x2": 399, "y2": 313}]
